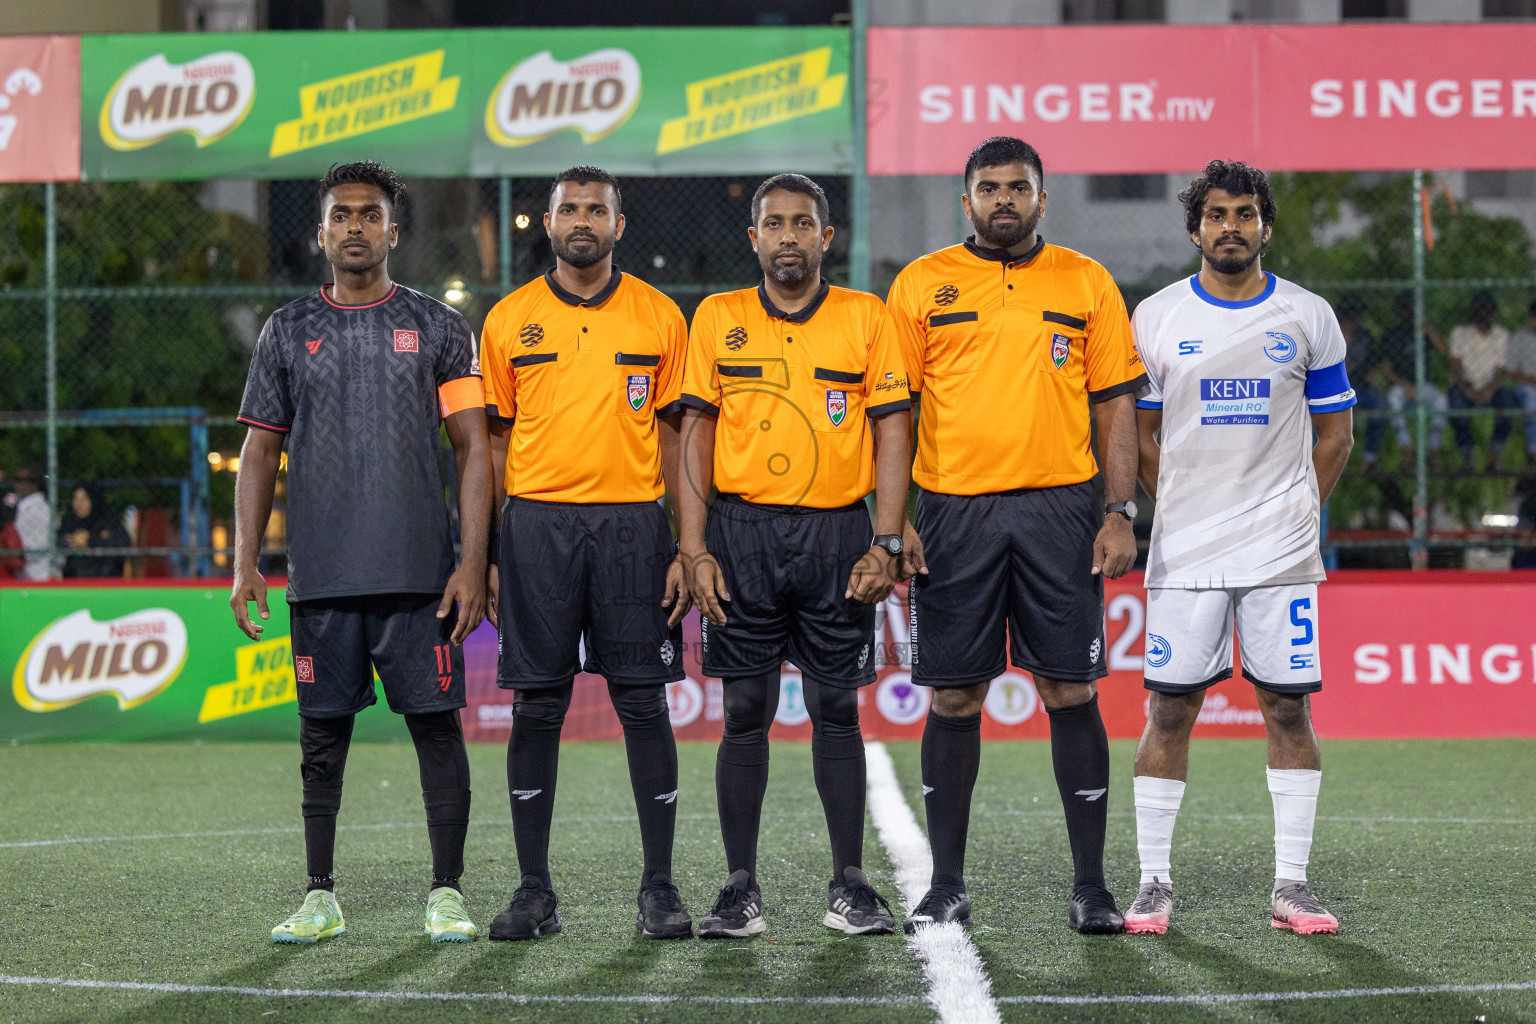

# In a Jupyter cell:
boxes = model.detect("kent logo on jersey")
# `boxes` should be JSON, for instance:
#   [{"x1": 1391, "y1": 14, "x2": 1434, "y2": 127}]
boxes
[
  {"x1": 1201, "y1": 378, "x2": 1271, "y2": 425},
  {"x1": 627, "y1": 374, "x2": 650, "y2": 411}
]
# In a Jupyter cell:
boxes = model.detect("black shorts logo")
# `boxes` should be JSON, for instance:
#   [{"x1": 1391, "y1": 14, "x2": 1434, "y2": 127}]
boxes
[
  {"x1": 934, "y1": 284, "x2": 959, "y2": 307},
  {"x1": 725, "y1": 326, "x2": 748, "y2": 351},
  {"x1": 519, "y1": 323, "x2": 544, "y2": 348}
]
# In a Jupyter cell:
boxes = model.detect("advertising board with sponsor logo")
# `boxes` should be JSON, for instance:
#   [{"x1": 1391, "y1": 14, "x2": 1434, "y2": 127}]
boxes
[
  {"x1": 867, "y1": 23, "x2": 1536, "y2": 175},
  {"x1": 74, "y1": 27, "x2": 849, "y2": 182},
  {"x1": 4, "y1": 573, "x2": 1532, "y2": 744}
]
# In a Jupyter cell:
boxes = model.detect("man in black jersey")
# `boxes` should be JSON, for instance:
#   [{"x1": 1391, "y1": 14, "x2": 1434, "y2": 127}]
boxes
[{"x1": 231, "y1": 161, "x2": 493, "y2": 944}]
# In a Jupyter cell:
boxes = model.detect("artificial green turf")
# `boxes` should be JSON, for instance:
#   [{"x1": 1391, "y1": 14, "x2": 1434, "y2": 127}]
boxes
[{"x1": 0, "y1": 739, "x2": 1532, "y2": 1024}]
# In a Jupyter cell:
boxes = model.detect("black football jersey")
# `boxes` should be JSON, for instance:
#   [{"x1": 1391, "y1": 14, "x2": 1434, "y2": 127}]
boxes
[{"x1": 238, "y1": 283, "x2": 479, "y2": 601}]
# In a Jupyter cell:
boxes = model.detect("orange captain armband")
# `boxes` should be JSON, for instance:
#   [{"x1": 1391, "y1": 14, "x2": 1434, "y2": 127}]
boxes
[{"x1": 438, "y1": 376, "x2": 486, "y2": 417}]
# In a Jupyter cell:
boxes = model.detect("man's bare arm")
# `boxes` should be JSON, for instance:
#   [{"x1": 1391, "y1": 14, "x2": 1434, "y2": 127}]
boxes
[
  {"x1": 847, "y1": 410, "x2": 911, "y2": 603},
  {"x1": 658, "y1": 412, "x2": 693, "y2": 626},
  {"x1": 230, "y1": 427, "x2": 285, "y2": 639},
  {"x1": 1311, "y1": 409, "x2": 1354, "y2": 505},
  {"x1": 677, "y1": 407, "x2": 729, "y2": 624},
  {"x1": 1090, "y1": 392, "x2": 1138, "y2": 578},
  {"x1": 1136, "y1": 407, "x2": 1162, "y2": 502},
  {"x1": 441, "y1": 408, "x2": 494, "y2": 644}
]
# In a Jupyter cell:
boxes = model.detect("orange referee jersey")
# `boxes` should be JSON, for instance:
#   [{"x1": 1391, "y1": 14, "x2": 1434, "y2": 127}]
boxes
[
  {"x1": 682, "y1": 281, "x2": 910, "y2": 508},
  {"x1": 887, "y1": 236, "x2": 1146, "y2": 496},
  {"x1": 481, "y1": 268, "x2": 686, "y2": 503}
]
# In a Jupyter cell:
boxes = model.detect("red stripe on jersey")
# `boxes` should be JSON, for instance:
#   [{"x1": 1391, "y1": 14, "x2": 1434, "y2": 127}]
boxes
[
  {"x1": 320, "y1": 283, "x2": 399, "y2": 309},
  {"x1": 238, "y1": 415, "x2": 291, "y2": 433}
]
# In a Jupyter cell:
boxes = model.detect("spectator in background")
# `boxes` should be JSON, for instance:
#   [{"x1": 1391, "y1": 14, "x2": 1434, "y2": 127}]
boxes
[
  {"x1": 1372, "y1": 292, "x2": 1448, "y2": 469},
  {"x1": 1447, "y1": 290, "x2": 1519, "y2": 472},
  {"x1": 11, "y1": 467, "x2": 54, "y2": 581},
  {"x1": 59, "y1": 485, "x2": 129, "y2": 578},
  {"x1": 1339, "y1": 294, "x2": 1384, "y2": 466},
  {"x1": 1506, "y1": 298, "x2": 1536, "y2": 469}
]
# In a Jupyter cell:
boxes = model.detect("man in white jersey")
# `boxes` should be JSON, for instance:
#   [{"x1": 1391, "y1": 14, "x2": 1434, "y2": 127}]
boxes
[{"x1": 1123, "y1": 161, "x2": 1355, "y2": 937}]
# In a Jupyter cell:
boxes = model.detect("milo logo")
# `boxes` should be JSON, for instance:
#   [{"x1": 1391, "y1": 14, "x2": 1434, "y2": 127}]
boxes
[
  {"x1": 485, "y1": 48, "x2": 641, "y2": 147},
  {"x1": 13, "y1": 608, "x2": 189, "y2": 712},
  {"x1": 100, "y1": 51, "x2": 256, "y2": 151}
]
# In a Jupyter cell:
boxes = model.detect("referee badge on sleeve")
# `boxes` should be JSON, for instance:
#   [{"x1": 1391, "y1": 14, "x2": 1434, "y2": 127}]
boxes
[
  {"x1": 627, "y1": 374, "x2": 650, "y2": 411},
  {"x1": 826, "y1": 389, "x2": 847, "y2": 426}
]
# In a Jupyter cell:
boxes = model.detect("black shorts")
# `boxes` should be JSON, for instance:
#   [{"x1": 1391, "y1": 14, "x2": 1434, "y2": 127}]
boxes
[
  {"x1": 910, "y1": 483, "x2": 1108, "y2": 688},
  {"x1": 701, "y1": 494, "x2": 876, "y2": 689},
  {"x1": 496, "y1": 497, "x2": 685, "y2": 690},
  {"x1": 289, "y1": 592, "x2": 465, "y2": 718}
]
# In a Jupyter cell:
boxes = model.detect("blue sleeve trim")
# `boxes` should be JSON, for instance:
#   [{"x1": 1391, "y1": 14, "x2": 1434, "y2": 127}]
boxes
[
  {"x1": 1309, "y1": 395, "x2": 1358, "y2": 414},
  {"x1": 1135, "y1": 399, "x2": 1163, "y2": 410},
  {"x1": 1305, "y1": 360, "x2": 1352, "y2": 400}
]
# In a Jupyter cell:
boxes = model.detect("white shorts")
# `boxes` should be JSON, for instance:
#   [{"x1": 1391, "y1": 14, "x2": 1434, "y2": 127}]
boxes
[{"x1": 1143, "y1": 583, "x2": 1322, "y2": 694}]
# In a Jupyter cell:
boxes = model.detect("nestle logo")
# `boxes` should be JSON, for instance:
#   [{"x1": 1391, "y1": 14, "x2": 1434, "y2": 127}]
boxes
[
  {"x1": 934, "y1": 284, "x2": 959, "y2": 306},
  {"x1": 393, "y1": 329, "x2": 419, "y2": 353},
  {"x1": 1200, "y1": 378, "x2": 1270, "y2": 400},
  {"x1": 295, "y1": 656, "x2": 315, "y2": 683},
  {"x1": 519, "y1": 323, "x2": 544, "y2": 348},
  {"x1": 725, "y1": 326, "x2": 748, "y2": 351}
]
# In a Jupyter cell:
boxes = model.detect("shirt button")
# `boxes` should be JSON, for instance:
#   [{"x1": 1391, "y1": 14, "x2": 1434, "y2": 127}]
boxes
[
  {"x1": 582, "y1": 327, "x2": 588, "y2": 333},
  {"x1": 786, "y1": 336, "x2": 793, "y2": 343},
  {"x1": 1007, "y1": 285, "x2": 1013, "y2": 290}
]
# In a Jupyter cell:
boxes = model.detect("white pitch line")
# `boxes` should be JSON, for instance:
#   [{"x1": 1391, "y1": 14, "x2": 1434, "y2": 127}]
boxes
[
  {"x1": 0, "y1": 811, "x2": 788, "y2": 850},
  {"x1": 864, "y1": 741, "x2": 1002, "y2": 1024},
  {"x1": 996, "y1": 981, "x2": 1536, "y2": 1005},
  {"x1": 2, "y1": 975, "x2": 1531, "y2": 1010},
  {"x1": 0, "y1": 976, "x2": 918, "y2": 1006}
]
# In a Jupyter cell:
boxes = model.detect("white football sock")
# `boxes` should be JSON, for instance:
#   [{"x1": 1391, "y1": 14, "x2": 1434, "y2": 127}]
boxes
[
  {"x1": 1134, "y1": 775, "x2": 1185, "y2": 886},
  {"x1": 1267, "y1": 767, "x2": 1322, "y2": 883}
]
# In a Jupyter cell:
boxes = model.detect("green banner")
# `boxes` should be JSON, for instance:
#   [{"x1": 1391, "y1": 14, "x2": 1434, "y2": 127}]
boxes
[
  {"x1": 1, "y1": 586, "x2": 397, "y2": 743},
  {"x1": 79, "y1": 27, "x2": 850, "y2": 181}
]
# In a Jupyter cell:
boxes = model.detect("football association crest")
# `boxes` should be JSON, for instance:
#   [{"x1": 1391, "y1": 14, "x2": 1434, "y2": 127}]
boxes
[
  {"x1": 826, "y1": 389, "x2": 847, "y2": 426},
  {"x1": 1051, "y1": 333, "x2": 1070, "y2": 369},
  {"x1": 627, "y1": 374, "x2": 649, "y2": 411}
]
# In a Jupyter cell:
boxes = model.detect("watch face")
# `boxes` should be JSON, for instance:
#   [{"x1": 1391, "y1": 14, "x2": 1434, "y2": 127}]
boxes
[{"x1": 1124, "y1": 501, "x2": 1138, "y2": 519}]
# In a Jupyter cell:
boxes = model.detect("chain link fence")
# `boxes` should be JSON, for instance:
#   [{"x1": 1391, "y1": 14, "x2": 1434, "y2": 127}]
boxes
[
  {"x1": 2, "y1": 169, "x2": 1533, "y2": 576},
  {"x1": 0, "y1": 174, "x2": 848, "y2": 578}
]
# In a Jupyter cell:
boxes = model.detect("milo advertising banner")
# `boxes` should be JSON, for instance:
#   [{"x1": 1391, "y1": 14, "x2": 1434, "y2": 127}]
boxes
[
  {"x1": 0, "y1": 585, "x2": 399, "y2": 743},
  {"x1": 79, "y1": 27, "x2": 850, "y2": 181}
]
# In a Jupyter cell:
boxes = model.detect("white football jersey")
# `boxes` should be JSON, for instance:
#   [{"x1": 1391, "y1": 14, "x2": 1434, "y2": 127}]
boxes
[{"x1": 1134, "y1": 273, "x2": 1356, "y2": 590}]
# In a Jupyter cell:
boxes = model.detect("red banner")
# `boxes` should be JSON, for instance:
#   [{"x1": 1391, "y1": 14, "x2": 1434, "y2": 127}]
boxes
[
  {"x1": 460, "y1": 571, "x2": 1536, "y2": 744},
  {"x1": 0, "y1": 36, "x2": 79, "y2": 183},
  {"x1": 867, "y1": 24, "x2": 1536, "y2": 175}
]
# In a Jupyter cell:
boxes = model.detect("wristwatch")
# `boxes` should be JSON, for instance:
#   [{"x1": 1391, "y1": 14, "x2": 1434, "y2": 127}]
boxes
[
  {"x1": 1104, "y1": 501, "x2": 1137, "y2": 522},
  {"x1": 872, "y1": 534, "x2": 904, "y2": 557}
]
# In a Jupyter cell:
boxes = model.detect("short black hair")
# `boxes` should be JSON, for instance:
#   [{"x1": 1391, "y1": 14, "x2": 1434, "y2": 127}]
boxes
[
  {"x1": 1179, "y1": 160, "x2": 1276, "y2": 236},
  {"x1": 1528, "y1": 296, "x2": 1536, "y2": 317},
  {"x1": 1469, "y1": 289, "x2": 1499, "y2": 316},
  {"x1": 964, "y1": 136, "x2": 1043, "y2": 191},
  {"x1": 751, "y1": 173, "x2": 830, "y2": 228},
  {"x1": 549, "y1": 165, "x2": 622, "y2": 215},
  {"x1": 317, "y1": 161, "x2": 406, "y2": 217}
]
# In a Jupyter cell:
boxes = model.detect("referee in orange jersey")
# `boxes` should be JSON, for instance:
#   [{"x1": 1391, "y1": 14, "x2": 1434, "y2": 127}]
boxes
[
  {"x1": 887, "y1": 137, "x2": 1145, "y2": 935},
  {"x1": 678, "y1": 174, "x2": 911, "y2": 940},
  {"x1": 479, "y1": 166, "x2": 694, "y2": 942}
]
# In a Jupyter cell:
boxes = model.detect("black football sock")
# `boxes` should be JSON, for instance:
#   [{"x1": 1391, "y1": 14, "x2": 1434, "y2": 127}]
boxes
[
  {"x1": 805, "y1": 677, "x2": 866, "y2": 881},
  {"x1": 921, "y1": 708, "x2": 981, "y2": 890},
  {"x1": 299, "y1": 713, "x2": 354, "y2": 892},
  {"x1": 609, "y1": 681, "x2": 679, "y2": 887},
  {"x1": 406, "y1": 709, "x2": 472, "y2": 893},
  {"x1": 717, "y1": 672, "x2": 778, "y2": 887},
  {"x1": 508, "y1": 682, "x2": 573, "y2": 889},
  {"x1": 1046, "y1": 693, "x2": 1111, "y2": 889}
]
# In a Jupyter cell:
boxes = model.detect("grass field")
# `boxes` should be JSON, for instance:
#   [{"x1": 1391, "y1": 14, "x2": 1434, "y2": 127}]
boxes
[{"x1": 1, "y1": 737, "x2": 1533, "y2": 1023}]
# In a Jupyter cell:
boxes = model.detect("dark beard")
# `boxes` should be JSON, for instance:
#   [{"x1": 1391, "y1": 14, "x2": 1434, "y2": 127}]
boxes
[
  {"x1": 1202, "y1": 238, "x2": 1261, "y2": 275},
  {"x1": 552, "y1": 231, "x2": 614, "y2": 270},
  {"x1": 759, "y1": 246, "x2": 820, "y2": 287},
  {"x1": 328, "y1": 242, "x2": 388, "y2": 274},
  {"x1": 971, "y1": 206, "x2": 1040, "y2": 250}
]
